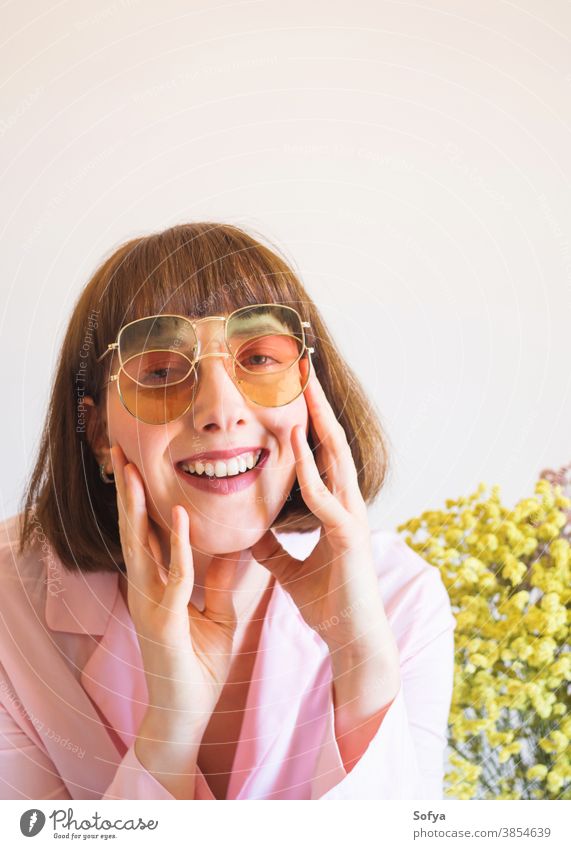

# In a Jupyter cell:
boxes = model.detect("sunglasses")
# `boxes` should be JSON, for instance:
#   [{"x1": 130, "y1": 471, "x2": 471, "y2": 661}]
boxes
[{"x1": 95, "y1": 303, "x2": 315, "y2": 424}]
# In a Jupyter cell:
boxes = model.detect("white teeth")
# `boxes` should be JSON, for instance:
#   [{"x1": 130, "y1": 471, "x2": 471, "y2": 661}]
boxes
[
  {"x1": 224, "y1": 457, "x2": 240, "y2": 476},
  {"x1": 181, "y1": 449, "x2": 262, "y2": 478}
]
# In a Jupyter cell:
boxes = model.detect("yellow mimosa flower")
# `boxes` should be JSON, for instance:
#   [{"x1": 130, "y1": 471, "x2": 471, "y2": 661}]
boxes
[
  {"x1": 526, "y1": 764, "x2": 548, "y2": 780},
  {"x1": 399, "y1": 474, "x2": 570, "y2": 800}
]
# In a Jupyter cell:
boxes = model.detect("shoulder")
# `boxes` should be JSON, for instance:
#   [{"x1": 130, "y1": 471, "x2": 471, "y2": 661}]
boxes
[
  {"x1": 0, "y1": 511, "x2": 35, "y2": 568},
  {"x1": 275, "y1": 525, "x2": 456, "y2": 660},
  {"x1": 368, "y1": 527, "x2": 456, "y2": 662},
  {"x1": 0, "y1": 511, "x2": 22, "y2": 545},
  {"x1": 369, "y1": 527, "x2": 446, "y2": 593},
  {"x1": 0, "y1": 511, "x2": 26, "y2": 575},
  {"x1": 0, "y1": 511, "x2": 46, "y2": 612}
]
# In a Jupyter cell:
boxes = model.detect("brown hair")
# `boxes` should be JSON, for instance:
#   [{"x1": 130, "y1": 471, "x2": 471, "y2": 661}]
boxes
[{"x1": 18, "y1": 222, "x2": 392, "y2": 573}]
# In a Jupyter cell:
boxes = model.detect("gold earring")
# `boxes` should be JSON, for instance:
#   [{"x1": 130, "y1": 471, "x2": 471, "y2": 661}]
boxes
[{"x1": 99, "y1": 463, "x2": 115, "y2": 484}]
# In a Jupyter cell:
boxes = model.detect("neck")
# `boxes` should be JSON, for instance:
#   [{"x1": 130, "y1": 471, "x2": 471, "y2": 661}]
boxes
[
  {"x1": 188, "y1": 545, "x2": 272, "y2": 621},
  {"x1": 134, "y1": 517, "x2": 273, "y2": 623}
]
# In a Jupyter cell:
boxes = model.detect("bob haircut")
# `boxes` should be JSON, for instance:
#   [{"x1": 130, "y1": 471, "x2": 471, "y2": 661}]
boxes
[{"x1": 18, "y1": 222, "x2": 392, "y2": 574}]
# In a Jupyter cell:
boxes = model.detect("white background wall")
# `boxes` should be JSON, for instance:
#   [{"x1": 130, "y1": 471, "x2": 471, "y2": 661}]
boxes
[{"x1": 1, "y1": 0, "x2": 570, "y2": 533}]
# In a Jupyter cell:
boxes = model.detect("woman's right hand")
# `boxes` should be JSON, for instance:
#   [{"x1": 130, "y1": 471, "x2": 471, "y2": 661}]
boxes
[{"x1": 111, "y1": 443, "x2": 242, "y2": 741}]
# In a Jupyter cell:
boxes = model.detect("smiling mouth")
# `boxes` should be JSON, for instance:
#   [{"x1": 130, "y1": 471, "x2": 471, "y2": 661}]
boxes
[{"x1": 177, "y1": 448, "x2": 267, "y2": 479}]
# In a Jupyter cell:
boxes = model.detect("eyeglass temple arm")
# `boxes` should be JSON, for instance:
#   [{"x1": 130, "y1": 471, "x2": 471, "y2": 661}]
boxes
[{"x1": 95, "y1": 342, "x2": 118, "y2": 364}]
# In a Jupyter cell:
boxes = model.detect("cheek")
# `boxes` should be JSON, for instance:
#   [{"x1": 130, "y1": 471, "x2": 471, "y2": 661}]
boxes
[
  {"x1": 105, "y1": 389, "x2": 167, "y2": 466},
  {"x1": 105, "y1": 390, "x2": 136, "y2": 452},
  {"x1": 263, "y1": 397, "x2": 309, "y2": 470},
  {"x1": 290, "y1": 397, "x2": 309, "y2": 441},
  {"x1": 264, "y1": 398, "x2": 307, "y2": 437}
]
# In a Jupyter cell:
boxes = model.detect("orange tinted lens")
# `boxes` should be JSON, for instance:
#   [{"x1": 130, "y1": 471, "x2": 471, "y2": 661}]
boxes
[
  {"x1": 227, "y1": 306, "x2": 308, "y2": 406},
  {"x1": 118, "y1": 368, "x2": 197, "y2": 424},
  {"x1": 117, "y1": 316, "x2": 198, "y2": 422},
  {"x1": 233, "y1": 349, "x2": 311, "y2": 407}
]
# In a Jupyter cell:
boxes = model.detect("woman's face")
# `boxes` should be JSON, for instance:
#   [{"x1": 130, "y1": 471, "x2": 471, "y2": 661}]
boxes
[{"x1": 102, "y1": 314, "x2": 309, "y2": 556}]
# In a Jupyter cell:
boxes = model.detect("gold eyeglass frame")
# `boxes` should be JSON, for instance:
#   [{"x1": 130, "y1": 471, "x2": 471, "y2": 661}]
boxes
[{"x1": 95, "y1": 303, "x2": 315, "y2": 423}]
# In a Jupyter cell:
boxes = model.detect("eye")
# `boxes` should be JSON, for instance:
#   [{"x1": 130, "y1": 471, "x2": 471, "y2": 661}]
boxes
[
  {"x1": 123, "y1": 351, "x2": 192, "y2": 385},
  {"x1": 148, "y1": 365, "x2": 176, "y2": 381},
  {"x1": 243, "y1": 353, "x2": 278, "y2": 368},
  {"x1": 234, "y1": 334, "x2": 300, "y2": 372}
]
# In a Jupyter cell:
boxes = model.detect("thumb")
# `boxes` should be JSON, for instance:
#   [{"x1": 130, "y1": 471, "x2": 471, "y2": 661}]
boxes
[
  {"x1": 250, "y1": 529, "x2": 302, "y2": 586},
  {"x1": 202, "y1": 550, "x2": 243, "y2": 631}
]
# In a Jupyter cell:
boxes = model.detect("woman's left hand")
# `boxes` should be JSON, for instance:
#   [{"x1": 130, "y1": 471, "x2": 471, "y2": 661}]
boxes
[{"x1": 250, "y1": 369, "x2": 400, "y2": 683}]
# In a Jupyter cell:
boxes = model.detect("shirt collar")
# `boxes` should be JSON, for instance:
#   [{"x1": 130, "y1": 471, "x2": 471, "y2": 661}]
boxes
[
  {"x1": 44, "y1": 563, "x2": 119, "y2": 635},
  {"x1": 44, "y1": 528, "x2": 321, "y2": 636}
]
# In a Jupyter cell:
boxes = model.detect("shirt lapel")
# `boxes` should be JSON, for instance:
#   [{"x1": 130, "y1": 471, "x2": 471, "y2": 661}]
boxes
[
  {"x1": 45, "y1": 528, "x2": 327, "y2": 800},
  {"x1": 229, "y1": 529, "x2": 332, "y2": 800},
  {"x1": 0, "y1": 561, "x2": 125, "y2": 798},
  {"x1": 79, "y1": 585, "x2": 148, "y2": 751}
]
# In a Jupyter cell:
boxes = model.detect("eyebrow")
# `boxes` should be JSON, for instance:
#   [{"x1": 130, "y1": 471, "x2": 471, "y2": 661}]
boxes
[
  {"x1": 228, "y1": 317, "x2": 291, "y2": 336},
  {"x1": 122, "y1": 315, "x2": 296, "y2": 351}
]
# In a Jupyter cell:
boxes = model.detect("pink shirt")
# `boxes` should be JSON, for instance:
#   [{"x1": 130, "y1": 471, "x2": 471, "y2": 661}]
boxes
[{"x1": 0, "y1": 512, "x2": 456, "y2": 800}]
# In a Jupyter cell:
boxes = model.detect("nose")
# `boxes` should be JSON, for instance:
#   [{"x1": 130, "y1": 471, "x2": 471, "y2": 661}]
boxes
[{"x1": 186, "y1": 352, "x2": 250, "y2": 431}]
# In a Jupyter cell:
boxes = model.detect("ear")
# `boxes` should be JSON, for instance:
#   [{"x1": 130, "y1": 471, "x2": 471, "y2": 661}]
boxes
[{"x1": 82, "y1": 395, "x2": 112, "y2": 476}]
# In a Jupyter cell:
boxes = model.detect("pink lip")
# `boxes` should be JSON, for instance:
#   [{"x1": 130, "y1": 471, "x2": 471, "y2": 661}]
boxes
[
  {"x1": 175, "y1": 448, "x2": 269, "y2": 495},
  {"x1": 178, "y1": 445, "x2": 264, "y2": 463}
]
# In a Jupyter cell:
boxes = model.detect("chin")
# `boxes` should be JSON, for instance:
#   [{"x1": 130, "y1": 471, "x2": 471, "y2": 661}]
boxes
[{"x1": 188, "y1": 522, "x2": 269, "y2": 555}]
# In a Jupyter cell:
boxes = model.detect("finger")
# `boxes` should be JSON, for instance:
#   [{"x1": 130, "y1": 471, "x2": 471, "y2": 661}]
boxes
[
  {"x1": 292, "y1": 425, "x2": 349, "y2": 528},
  {"x1": 124, "y1": 464, "x2": 167, "y2": 601},
  {"x1": 250, "y1": 528, "x2": 303, "y2": 587},
  {"x1": 303, "y1": 370, "x2": 348, "y2": 457},
  {"x1": 112, "y1": 444, "x2": 138, "y2": 575},
  {"x1": 111, "y1": 444, "x2": 129, "y2": 541},
  {"x1": 147, "y1": 524, "x2": 168, "y2": 585},
  {"x1": 303, "y1": 372, "x2": 362, "y2": 503},
  {"x1": 161, "y1": 506, "x2": 195, "y2": 615},
  {"x1": 112, "y1": 445, "x2": 164, "y2": 601}
]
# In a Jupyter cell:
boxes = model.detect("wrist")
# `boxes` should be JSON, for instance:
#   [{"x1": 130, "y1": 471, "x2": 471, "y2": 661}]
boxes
[
  {"x1": 330, "y1": 635, "x2": 398, "y2": 675},
  {"x1": 135, "y1": 730, "x2": 201, "y2": 765},
  {"x1": 330, "y1": 640, "x2": 401, "y2": 712},
  {"x1": 139, "y1": 707, "x2": 207, "y2": 747},
  {"x1": 134, "y1": 725, "x2": 202, "y2": 801}
]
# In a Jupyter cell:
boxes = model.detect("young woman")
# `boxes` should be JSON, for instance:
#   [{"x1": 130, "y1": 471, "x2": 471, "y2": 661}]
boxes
[{"x1": 0, "y1": 222, "x2": 456, "y2": 800}]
